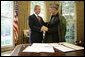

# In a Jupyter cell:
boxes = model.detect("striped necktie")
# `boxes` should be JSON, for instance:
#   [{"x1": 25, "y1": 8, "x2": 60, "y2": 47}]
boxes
[{"x1": 37, "y1": 16, "x2": 41, "y2": 22}]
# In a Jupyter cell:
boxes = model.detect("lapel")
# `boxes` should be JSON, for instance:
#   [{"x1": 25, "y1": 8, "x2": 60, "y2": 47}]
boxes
[{"x1": 33, "y1": 14, "x2": 42, "y2": 25}]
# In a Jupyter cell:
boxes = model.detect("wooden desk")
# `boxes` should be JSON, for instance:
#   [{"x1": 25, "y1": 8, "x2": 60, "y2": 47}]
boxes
[{"x1": 11, "y1": 44, "x2": 84, "y2": 56}]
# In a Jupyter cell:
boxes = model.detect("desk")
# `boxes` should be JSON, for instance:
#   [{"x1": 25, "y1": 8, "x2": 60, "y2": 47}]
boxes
[{"x1": 11, "y1": 44, "x2": 84, "y2": 56}]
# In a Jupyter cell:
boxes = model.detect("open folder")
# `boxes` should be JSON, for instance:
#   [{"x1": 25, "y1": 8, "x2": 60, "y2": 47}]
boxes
[
  {"x1": 49, "y1": 42, "x2": 84, "y2": 52},
  {"x1": 59, "y1": 42, "x2": 84, "y2": 50}
]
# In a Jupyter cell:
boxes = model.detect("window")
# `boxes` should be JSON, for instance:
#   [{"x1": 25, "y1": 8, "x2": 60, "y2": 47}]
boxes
[
  {"x1": 60, "y1": 1, "x2": 76, "y2": 43},
  {"x1": 30, "y1": 1, "x2": 46, "y2": 22},
  {"x1": 1, "y1": 1, "x2": 14, "y2": 49}
]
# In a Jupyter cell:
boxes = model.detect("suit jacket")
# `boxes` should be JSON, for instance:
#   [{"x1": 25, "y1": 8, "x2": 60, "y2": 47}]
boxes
[
  {"x1": 43, "y1": 13, "x2": 66, "y2": 43},
  {"x1": 29, "y1": 14, "x2": 45, "y2": 43}
]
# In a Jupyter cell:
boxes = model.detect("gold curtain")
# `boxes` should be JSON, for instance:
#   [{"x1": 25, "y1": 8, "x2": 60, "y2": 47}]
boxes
[{"x1": 17, "y1": 1, "x2": 30, "y2": 44}]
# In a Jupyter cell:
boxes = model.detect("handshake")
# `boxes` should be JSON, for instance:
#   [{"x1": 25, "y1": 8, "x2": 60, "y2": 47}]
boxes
[{"x1": 41, "y1": 26, "x2": 48, "y2": 32}]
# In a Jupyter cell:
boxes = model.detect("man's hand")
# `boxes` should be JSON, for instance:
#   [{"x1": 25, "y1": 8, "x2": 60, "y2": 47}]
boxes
[{"x1": 41, "y1": 26, "x2": 48, "y2": 32}]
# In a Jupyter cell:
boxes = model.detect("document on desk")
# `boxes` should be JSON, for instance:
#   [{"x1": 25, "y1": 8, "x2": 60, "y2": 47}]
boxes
[
  {"x1": 59, "y1": 42, "x2": 84, "y2": 50},
  {"x1": 23, "y1": 43, "x2": 54, "y2": 53},
  {"x1": 49, "y1": 42, "x2": 84, "y2": 52},
  {"x1": 49, "y1": 43, "x2": 75, "y2": 52}
]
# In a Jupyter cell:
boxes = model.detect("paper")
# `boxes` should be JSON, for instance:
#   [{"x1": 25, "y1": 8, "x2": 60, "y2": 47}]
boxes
[
  {"x1": 23, "y1": 43, "x2": 54, "y2": 53},
  {"x1": 49, "y1": 43, "x2": 75, "y2": 52},
  {"x1": 23, "y1": 43, "x2": 84, "y2": 53},
  {"x1": 59, "y1": 42, "x2": 84, "y2": 50}
]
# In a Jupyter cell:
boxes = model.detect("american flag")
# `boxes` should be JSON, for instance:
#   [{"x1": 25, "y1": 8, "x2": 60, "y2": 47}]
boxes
[
  {"x1": 13, "y1": 14, "x2": 18, "y2": 43},
  {"x1": 13, "y1": 1, "x2": 18, "y2": 43}
]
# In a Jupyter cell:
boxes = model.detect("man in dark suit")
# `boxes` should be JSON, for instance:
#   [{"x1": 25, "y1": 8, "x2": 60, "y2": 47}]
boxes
[
  {"x1": 29, "y1": 5, "x2": 47, "y2": 43},
  {"x1": 43, "y1": 4, "x2": 66, "y2": 43}
]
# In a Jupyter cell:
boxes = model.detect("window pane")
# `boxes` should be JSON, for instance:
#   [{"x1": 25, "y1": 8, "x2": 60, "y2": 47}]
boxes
[
  {"x1": 1, "y1": 1, "x2": 14, "y2": 47},
  {"x1": 61, "y1": 1, "x2": 76, "y2": 43}
]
